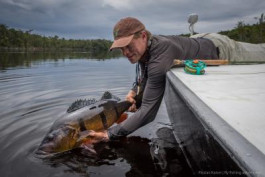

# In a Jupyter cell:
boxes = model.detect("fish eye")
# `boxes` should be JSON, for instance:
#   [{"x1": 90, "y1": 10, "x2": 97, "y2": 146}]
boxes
[
  {"x1": 47, "y1": 134, "x2": 54, "y2": 140},
  {"x1": 46, "y1": 130, "x2": 60, "y2": 140},
  {"x1": 42, "y1": 133, "x2": 54, "y2": 144}
]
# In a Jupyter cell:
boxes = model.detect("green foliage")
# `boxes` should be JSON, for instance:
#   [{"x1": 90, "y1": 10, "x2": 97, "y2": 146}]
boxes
[
  {"x1": 179, "y1": 33, "x2": 191, "y2": 37},
  {"x1": 0, "y1": 24, "x2": 116, "y2": 53},
  {"x1": 219, "y1": 13, "x2": 265, "y2": 43},
  {"x1": 1, "y1": 13, "x2": 264, "y2": 51}
]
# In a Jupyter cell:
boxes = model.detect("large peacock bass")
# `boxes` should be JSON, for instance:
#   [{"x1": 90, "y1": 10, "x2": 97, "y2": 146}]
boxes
[{"x1": 36, "y1": 91, "x2": 131, "y2": 155}]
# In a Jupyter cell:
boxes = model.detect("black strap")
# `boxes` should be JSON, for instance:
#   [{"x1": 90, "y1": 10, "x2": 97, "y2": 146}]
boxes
[
  {"x1": 78, "y1": 118, "x2": 87, "y2": 131},
  {"x1": 100, "y1": 112, "x2": 108, "y2": 129},
  {"x1": 134, "y1": 37, "x2": 151, "y2": 88}
]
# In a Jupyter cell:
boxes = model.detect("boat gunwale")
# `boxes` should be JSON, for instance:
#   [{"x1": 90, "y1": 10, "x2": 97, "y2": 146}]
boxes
[{"x1": 165, "y1": 69, "x2": 265, "y2": 177}]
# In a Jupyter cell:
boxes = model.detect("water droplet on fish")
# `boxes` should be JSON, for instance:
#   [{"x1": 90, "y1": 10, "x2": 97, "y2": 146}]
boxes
[{"x1": 154, "y1": 145, "x2": 159, "y2": 155}]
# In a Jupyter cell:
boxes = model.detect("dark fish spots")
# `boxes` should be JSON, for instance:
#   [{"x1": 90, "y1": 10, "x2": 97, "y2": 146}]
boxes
[
  {"x1": 78, "y1": 118, "x2": 87, "y2": 131},
  {"x1": 89, "y1": 106, "x2": 96, "y2": 110},
  {"x1": 99, "y1": 112, "x2": 108, "y2": 129}
]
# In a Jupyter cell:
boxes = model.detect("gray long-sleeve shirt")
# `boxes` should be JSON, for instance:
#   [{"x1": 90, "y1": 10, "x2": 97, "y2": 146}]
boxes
[{"x1": 108, "y1": 35, "x2": 218, "y2": 139}]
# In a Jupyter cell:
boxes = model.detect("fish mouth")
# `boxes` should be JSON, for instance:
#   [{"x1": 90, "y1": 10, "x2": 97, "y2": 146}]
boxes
[
  {"x1": 35, "y1": 147, "x2": 63, "y2": 158},
  {"x1": 36, "y1": 143, "x2": 56, "y2": 155},
  {"x1": 35, "y1": 149, "x2": 52, "y2": 158}
]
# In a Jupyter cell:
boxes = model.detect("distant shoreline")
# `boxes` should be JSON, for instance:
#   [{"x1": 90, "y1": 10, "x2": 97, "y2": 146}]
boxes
[{"x1": 0, "y1": 47, "x2": 93, "y2": 52}]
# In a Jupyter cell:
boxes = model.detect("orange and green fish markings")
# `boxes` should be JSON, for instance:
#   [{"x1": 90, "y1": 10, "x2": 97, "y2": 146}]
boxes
[{"x1": 36, "y1": 91, "x2": 131, "y2": 156}]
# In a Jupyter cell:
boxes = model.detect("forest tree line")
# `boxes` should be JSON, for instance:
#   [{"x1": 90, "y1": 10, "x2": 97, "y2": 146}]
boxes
[
  {"x1": 0, "y1": 13, "x2": 264, "y2": 51},
  {"x1": 0, "y1": 24, "x2": 113, "y2": 52},
  {"x1": 219, "y1": 13, "x2": 265, "y2": 43}
]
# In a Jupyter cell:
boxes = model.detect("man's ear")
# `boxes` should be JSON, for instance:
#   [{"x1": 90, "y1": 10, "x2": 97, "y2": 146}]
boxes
[{"x1": 141, "y1": 31, "x2": 147, "y2": 40}]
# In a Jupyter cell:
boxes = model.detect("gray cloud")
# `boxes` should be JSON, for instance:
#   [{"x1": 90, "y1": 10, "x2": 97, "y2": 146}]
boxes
[{"x1": 0, "y1": 0, "x2": 264, "y2": 39}]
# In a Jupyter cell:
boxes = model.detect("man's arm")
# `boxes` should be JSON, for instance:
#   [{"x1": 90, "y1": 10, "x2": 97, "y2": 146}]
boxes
[{"x1": 107, "y1": 53, "x2": 173, "y2": 139}]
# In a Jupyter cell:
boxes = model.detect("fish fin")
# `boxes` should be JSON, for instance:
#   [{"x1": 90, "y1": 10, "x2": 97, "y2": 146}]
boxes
[
  {"x1": 116, "y1": 113, "x2": 128, "y2": 124},
  {"x1": 80, "y1": 143, "x2": 97, "y2": 154},
  {"x1": 77, "y1": 131, "x2": 98, "y2": 154},
  {"x1": 76, "y1": 130, "x2": 93, "y2": 143},
  {"x1": 100, "y1": 91, "x2": 120, "y2": 101},
  {"x1": 67, "y1": 99, "x2": 97, "y2": 113}
]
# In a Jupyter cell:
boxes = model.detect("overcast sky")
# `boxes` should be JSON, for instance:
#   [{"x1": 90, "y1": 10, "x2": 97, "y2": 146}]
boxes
[{"x1": 0, "y1": 0, "x2": 264, "y2": 40}]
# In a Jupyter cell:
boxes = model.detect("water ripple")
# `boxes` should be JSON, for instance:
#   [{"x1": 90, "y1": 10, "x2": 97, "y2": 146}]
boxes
[
  {"x1": 0, "y1": 57, "x2": 136, "y2": 177},
  {"x1": 0, "y1": 56, "x2": 191, "y2": 177}
]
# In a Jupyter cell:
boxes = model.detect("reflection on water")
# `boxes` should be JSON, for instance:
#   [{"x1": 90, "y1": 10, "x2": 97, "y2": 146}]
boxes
[
  {"x1": 0, "y1": 52, "x2": 192, "y2": 177},
  {"x1": 41, "y1": 137, "x2": 153, "y2": 177},
  {"x1": 39, "y1": 128, "x2": 191, "y2": 177},
  {"x1": 150, "y1": 127, "x2": 186, "y2": 175},
  {"x1": 0, "y1": 51, "x2": 121, "y2": 70}
]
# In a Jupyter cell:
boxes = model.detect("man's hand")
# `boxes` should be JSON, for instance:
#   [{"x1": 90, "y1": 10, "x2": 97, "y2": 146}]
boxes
[
  {"x1": 86, "y1": 130, "x2": 109, "y2": 143},
  {"x1": 125, "y1": 90, "x2": 137, "y2": 112}
]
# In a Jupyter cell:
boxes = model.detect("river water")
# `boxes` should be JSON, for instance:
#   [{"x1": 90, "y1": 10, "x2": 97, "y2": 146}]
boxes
[{"x1": 0, "y1": 52, "x2": 192, "y2": 177}]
